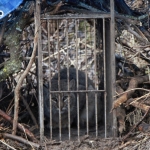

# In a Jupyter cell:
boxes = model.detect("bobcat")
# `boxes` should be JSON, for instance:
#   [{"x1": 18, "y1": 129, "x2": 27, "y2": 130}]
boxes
[{"x1": 43, "y1": 67, "x2": 102, "y2": 128}]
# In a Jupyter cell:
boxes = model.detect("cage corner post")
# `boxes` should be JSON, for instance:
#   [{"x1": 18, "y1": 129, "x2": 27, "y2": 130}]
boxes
[
  {"x1": 105, "y1": 0, "x2": 117, "y2": 137},
  {"x1": 36, "y1": 0, "x2": 44, "y2": 142}
]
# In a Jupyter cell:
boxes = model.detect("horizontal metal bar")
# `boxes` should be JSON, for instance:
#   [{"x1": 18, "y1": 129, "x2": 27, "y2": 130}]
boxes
[
  {"x1": 48, "y1": 90, "x2": 106, "y2": 93},
  {"x1": 23, "y1": 56, "x2": 38, "y2": 60},
  {"x1": 41, "y1": 13, "x2": 110, "y2": 20}
]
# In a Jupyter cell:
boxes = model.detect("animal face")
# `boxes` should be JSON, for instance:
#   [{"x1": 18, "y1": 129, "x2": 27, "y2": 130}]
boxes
[{"x1": 50, "y1": 79, "x2": 76, "y2": 114}]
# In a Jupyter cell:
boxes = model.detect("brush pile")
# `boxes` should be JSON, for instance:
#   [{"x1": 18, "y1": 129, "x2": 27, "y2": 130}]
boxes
[{"x1": 0, "y1": 0, "x2": 150, "y2": 149}]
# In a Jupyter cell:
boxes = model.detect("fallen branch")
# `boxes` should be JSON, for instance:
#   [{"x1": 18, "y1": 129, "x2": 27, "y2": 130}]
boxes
[
  {"x1": 12, "y1": 10, "x2": 39, "y2": 135},
  {"x1": 50, "y1": 1, "x2": 63, "y2": 14},
  {"x1": 0, "y1": 109, "x2": 37, "y2": 142},
  {"x1": 20, "y1": 95, "x2": 39, "y2": 128},
  {"x1": 122, "y1": 108, "x2": 150, "y2": 142},
  {"x1": 111, "y1": 75, "x2": 149, "y2": 111},
  {"x1": 1, "y1": 133, "x2": 40, "y2": 148},
  {"x1": 0, "y1": 139, "x2": 16, "y2": 150},
  {"x1": 116, "y1": 84, "x2": 126, "y2": 135},
  {"x1": 130, "y1": 101, "x2": 150, "y2": 112},
  {"x1": 126, "y1": 24, "x2": 150, "y2": 44},
  {"x1": 115, "y1": 88, "x2": 150, "y2": 98},
  {"x1": 119, "y1": 141, "x2": 137, "y2": 149}
]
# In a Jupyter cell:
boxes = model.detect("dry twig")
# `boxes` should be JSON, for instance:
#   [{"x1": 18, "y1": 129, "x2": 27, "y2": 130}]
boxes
[
  {"x1": 12, "y1": 13, "x2": 39, "y2": 135},
  {"x1": 119, "y1": 141, "x2": 137, "y2": 149},
  {"x1": 20, "y1": 95, "x2": 38, "y2": 128},
  {"x1": 126, "y1": 24, "x2": 150, "y2": 44},
  {"x1": 130, "y1": 101, "x2": 150, "y2": 112},
  {"x1": 1, "y1": 133, "x2": 40, "y2": 148},
  {"x1": 112, "y1": 75, "x2": 149, "y2": 111},
  {"x1": 0, "y1": 139, "x2": 16, "y2": 150},
  {"x1": 122, "y1": 108, "x2": 150, "y2": 141},
  {"x1": 116, "y1": 85, "x2": 126, "y2": 135},
  {"x1": 0, "y1": 109, "x2": 37, "y2": 141}
]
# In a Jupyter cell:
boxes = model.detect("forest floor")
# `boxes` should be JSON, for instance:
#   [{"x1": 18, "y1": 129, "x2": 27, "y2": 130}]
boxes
[{"x1": 0, "y1": 0, "x2": 150, "y2": 150}]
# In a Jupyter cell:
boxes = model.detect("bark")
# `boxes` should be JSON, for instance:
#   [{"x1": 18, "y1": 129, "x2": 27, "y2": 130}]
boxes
[
  {"x1": 112, "y1": 75, "x2": 149, "y2": 111},
  {"x1": 0, "y1": 109, "x2": 37, "y2": 141},
  {"x1": 1, "y1": 133, "x2": 40, "y2": 148},
  {"x1": 116, "y1": 84, "x2": 126, "y2": 135},
  {"x1": 122, "y1": 108, "x2": 149, "y2": 141},
  {"x1": 130, "y1": 100, "x2": 150, "y2": 112},
  {"x1": 12, "y1": 24, "x2": 38, "y2": 135},
  {"x1": 20, "y1": 95, "x2": 39, "y2": 128}
]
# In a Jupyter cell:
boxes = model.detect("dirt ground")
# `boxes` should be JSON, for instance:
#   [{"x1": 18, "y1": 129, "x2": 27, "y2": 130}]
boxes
[
  {"x1": 0, "y1": 126, "x2": 150, "y2": 150},
  {"x1": 45, "y1": 137, "x2": 120, "y2": 150},
  {"x1": 0, "y1": 0, "x2": 149, "y2": 149},
  {"x1": 0, "y1": 135, "x2": 121, "y2": 150},
  {"x1": 43, "y1": 129, "x2": 150, "y2": 150},
  {"x1": 1, "y1": 133, "x2": 150, "y2": 150}
]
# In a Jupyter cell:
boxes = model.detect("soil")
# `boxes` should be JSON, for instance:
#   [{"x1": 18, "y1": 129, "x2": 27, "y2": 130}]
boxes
[
  {"x1": 1, "y1": 132, "x2": 150, "y2": 150},
  {"x1": 1, "y1": 125, "x2": 150, "y2": 150}
]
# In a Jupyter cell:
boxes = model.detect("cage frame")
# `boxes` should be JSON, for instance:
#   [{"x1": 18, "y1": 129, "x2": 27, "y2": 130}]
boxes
[{"x1": 36, "y1": 0, "x2": 116, "y2": 142}]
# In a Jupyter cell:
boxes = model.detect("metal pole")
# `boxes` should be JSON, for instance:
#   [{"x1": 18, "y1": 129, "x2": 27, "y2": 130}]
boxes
[
  {"x1": 36, "y1": 0, "x2": 44, "y2": 142},
  {"x1": 106, "y1": 0, "x2": 117, "y2": 137}
]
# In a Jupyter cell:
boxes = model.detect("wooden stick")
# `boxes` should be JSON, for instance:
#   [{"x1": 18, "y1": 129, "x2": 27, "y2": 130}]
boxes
[
  {"x1": 0, "y1": 139, "x2": 16, "y2": 150},
  {"x1": 0, "y1": 109, "x2": 37, "y2": 141},
  {"x1": 122, "y1": 108, "x2": 150, "y2": 141},
  {"x1": 2, "y1": 133, "x2": 40, "y2": 148},
  {"x1": 111, "y1": 75, "x2": 149, "y2": 111},
  {"x1": 130, "y1": 101, "x2": 150, "y2": 112},
  {"x1": 12, "y1": 23, "x2": 38, "y2": 135},
  {"x1": 20, "y1": 95, "x2": 38, "y2": 128},
  {"x1": 116, "y1": 84, "x2": 126, "y2": 135},
  {"x1": 126, "y1": 24, "x2": 150, "y2": 44}
]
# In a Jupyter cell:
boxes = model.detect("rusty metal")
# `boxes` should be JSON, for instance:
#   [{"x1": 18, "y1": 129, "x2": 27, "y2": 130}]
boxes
[
  {"x1": 75, "y1": 19, "x2": 80, "y2": 141},
  {"x1": 93, "y1": 19, "x2": 98, "y2": 137},
  {"x1": 105, "y1": 0, "x2": 116, "y2": 137},
  {"x1": 57, "y1": 19, "x2": 62, "y2": 141},
  {"x1": 48, "y1": 90, "x2": 105, "y2": 93},
  {"x1": 84, "y1": 20, "x2": 89, "y2": 136},
  {"x1": 66, "y1": 20, "x2": 71, "y2": 140},
  {"x1": 42, "y1": 13, "x2": 110, "y2": 20},
  {"x1": 38, "y1": 0, "x2": 116, "y2": 142},
  {"x1": 47, "y1": 20, "x2": 53, "y2": 140},
  {"x1": 103, "y1": 18, "x2": 107, "y2": 138},
  {"x1": 36, "y1": 0, "x2": 44, "y2": 142}
]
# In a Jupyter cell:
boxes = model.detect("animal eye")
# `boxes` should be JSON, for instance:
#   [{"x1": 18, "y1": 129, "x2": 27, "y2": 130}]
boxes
[{"x1": 63, "y1": 96, "x2": 68, "y2": 101}]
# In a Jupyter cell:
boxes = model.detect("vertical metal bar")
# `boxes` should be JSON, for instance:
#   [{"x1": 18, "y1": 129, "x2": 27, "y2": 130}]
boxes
[
  {"x1": 36, "y1": 0, "x2": 44, "y2": 142},
  {"x1": 93, "y1": 19, "x2": 98, "y2": 137},
  {"x1": 48, "y1": 20, "x2": 52, "y2": 140},
  {"x1": 84, "y1": 20, "x2": 89, "y2": 135},
  {"x1": 66, "y1": 19, "x2": 71, "y2": 140},
  {"x1": 106, "y1": 0, "x2": 116, "y2": 137},
  {"x1": 147, "y1": 0, "x2": 149, "y2": 29},
  {"x1": 75, "y1": 19, "x2": 80, "y2": 141},
  {"x1": 57, "y1": 19, "x2": 62, "y2": 141},
  {"x1": 103, "y1": 18, "x2": 107, "y2": 138}
]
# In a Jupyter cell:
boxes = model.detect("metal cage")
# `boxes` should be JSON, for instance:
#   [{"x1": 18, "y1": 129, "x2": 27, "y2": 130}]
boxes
[{"x1": 37, "y1": 0, "x2": 116, "y2": 142}]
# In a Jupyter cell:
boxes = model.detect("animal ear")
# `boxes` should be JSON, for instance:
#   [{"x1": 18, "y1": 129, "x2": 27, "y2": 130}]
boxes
[{"x1": 69, "y1": 79, "x2": 75, "y2": 90}]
